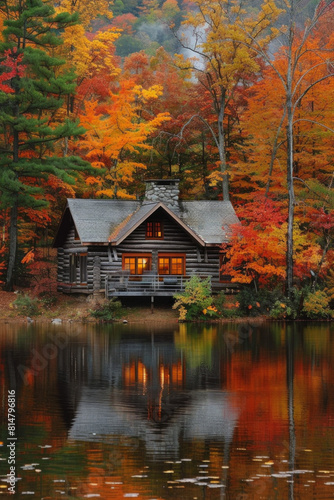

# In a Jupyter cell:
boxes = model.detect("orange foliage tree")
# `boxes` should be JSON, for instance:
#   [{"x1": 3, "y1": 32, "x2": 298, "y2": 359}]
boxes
[
  {"x1": 238, "y1": 1, "x2": 334, "y2": 296},
  {"x1": 237, "y1": 10, "x2": 334, "y2": 293},
  {"x1": 123, "y1": 48, "x2": 202, "y2": 187},
  {"x1": 76, "y1": 80, "x2": 170, "y2": 198},
  {"x1": 222, "y1": 198, "x2": 322, "y2": 289}
]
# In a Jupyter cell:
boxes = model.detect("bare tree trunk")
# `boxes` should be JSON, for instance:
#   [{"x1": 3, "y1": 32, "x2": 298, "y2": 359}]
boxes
[
  {"x1": 265, "y1": 108, "x2": 286, "y2": 197},
  {"x1": 218, "y1": 90, "x2": 230, "y2": 201},
  {"x1": 5, "y1": 102, "x2": 19, "y2": 292},
  {"x1": 286, "y1": 103, "x2": 295, "y2": 297},
  {"x1": 286, "y1": 2, "x2": 295, "y2": 298},
  {"x1": 5, "y1": 198, "x2": 18, "y2": 291}
]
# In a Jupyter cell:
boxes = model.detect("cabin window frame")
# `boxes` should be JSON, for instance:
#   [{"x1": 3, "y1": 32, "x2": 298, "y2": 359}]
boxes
[
  {"x1": 122, "y1": 253, "x2": 152, "y2": 275},
  {"x1": 146, "y1": 221, "x2": 163, "y2": 239},
  {"x1": 69, "y1": 252, "x2": 88, "y2": 284},
  {"x1": 158, "y1": 253, "x2": 186, "y2": 275}
]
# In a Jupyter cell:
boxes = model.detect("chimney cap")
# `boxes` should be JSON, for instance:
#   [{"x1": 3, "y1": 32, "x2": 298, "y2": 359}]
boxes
[{"x1": 145, "y1": 179, "x2": 180, "y2": 185}]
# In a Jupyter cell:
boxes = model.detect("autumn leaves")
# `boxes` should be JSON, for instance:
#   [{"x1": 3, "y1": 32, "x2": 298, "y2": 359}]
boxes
[{"x1": 0, "y1": 0, "x2": 333, "y2": 296}]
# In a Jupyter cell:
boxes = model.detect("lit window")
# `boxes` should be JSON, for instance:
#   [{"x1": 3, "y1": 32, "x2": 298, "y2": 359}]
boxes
[
  {"x1": 123, "y1": 254, "x2": 152, "y2": 275},
  {"x1": 158, "y1": 254, "x2": 185, "y2": 275},
  {"x1": 146, "y1": 221, "x2": 163, "y2": 239}
]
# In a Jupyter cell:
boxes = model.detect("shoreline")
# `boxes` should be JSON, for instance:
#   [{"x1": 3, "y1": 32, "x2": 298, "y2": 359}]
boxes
[{"x1": 0, "y1": 291, "x2": 332, "y2": 325}]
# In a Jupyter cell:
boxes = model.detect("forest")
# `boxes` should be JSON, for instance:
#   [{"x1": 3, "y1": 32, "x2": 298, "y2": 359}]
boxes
[{"x1": 0, "y1": 0, "x2": 333, "y2": 319}]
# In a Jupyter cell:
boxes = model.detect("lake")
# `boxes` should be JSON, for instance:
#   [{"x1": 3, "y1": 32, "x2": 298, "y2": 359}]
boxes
[{"x1": 0, "y1": 320, "x2": 334, "y2": 499}]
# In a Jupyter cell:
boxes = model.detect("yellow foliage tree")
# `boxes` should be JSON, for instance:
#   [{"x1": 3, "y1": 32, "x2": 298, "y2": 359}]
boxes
[
  {"x1": 55, "y1": 0, "x2": 112, "y2": 30},
  {"x1": 176, "y1": 0, "x2": 283, "y2": 200},
  {"x1": 54, "y1": 0, "x2": 121, "y2": 126}
]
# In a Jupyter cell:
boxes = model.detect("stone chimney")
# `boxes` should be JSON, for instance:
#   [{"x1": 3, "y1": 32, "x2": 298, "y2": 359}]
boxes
[{"x1": 144, "y1": 179, "x2": 180, "y2": 210}]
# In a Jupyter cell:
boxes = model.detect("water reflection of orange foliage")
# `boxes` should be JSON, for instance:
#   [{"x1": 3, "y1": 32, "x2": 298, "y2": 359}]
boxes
[
  {"x1": 224, "y1": 327, "x2": 334, "y2": 499},
  {"x1": 73, "y1": 445, "x2": 165, "y2": 500},
  {"x1": 226, "y1": 350, "x2": 288, "y2": 446},
  {"x1": 226, "y1": 331, "x2": 334, "y2": 447},
  {"x1": 3, "y1": 348, "x2": 69, "y2": 451}
]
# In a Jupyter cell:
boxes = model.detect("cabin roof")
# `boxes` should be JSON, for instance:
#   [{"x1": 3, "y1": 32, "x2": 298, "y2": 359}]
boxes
[
  {"x1": 54, "y1": 198, "x2": 240, "y2": 247},
  {"x1": 179, "y1": 200, "x2": 239, "y2": 244},
  {"x1": 110, "y1": 201, "x2": 207, "y2": 246}
]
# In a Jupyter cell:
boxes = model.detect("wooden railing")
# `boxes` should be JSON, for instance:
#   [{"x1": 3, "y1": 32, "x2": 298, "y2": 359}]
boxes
[{"x1": 105, "y1": 272, "x2": 211, "y2": 296}]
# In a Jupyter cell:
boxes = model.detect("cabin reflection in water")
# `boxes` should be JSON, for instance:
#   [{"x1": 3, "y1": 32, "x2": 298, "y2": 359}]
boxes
[{"x1": 60, "y1": 328, "x2": 239, "y2": 458}]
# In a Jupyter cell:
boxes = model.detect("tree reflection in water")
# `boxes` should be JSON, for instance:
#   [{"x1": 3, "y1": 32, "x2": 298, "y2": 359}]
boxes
[{"x1": 0, "y1": 321, "x2": 333, "y2": 498}]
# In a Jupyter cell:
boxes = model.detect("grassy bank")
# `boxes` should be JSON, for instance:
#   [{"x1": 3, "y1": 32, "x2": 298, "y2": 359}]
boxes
[{"x1": 0, "y1": 292, "x2": 180, "y2": 323}]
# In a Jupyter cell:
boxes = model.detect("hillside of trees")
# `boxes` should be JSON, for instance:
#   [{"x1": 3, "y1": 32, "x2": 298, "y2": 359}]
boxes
[{"x1": 0, "y1": 0, "x2": 333, "y2": 317}]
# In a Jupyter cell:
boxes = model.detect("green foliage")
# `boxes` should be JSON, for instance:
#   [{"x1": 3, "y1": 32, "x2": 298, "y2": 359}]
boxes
[
  {"x1": 13, "y1": 294, "x2": 39, "y2": 316},
  {"x1": 211, "y1": 291, "x2": 239, "y2": 318},
  {"x1": 268, "y1": 286, "x2": 333, "y2": 320},
  {"x1": 173, "y1": 275, "x2": 213, "y2": 321},
  {"x1": 115, "y1": 35, "x2": 145, "y2": 57},
  {"x1": 212, "y1": 291, "x2": 226, "y2": 311},
  {"x1": 237, "y1": 287, "x2": 284, "y2": 317},
  {"x1": 237, "y1": 286, "x2": 307, "y2": 320},
  {"x1": 112, "y1": 0, "x2": 125, "y2": 16},
  {"x1": 39, "y1": 292, "x2": 58, "y2": 308},
  {"x1": 237, "y1": 285, "x2": 333, "y2": 320},
  {"x1": 90, "y1": 298, "x2": 123, "y2": 321},
  {"x1": 269, "y1": 300, "x2": 297, "y2": 320},
  {"x1": 0, "y1": 0, "x2": 93, "y2": 289},
  {"x1": 302, "y1": 289, "x2": 334, "y2": 319}
]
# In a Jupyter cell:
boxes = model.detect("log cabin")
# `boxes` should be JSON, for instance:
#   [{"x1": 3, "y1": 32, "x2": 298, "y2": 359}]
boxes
[{"x1": 53, "y1": 179, "x2": 240, "y2": 298}]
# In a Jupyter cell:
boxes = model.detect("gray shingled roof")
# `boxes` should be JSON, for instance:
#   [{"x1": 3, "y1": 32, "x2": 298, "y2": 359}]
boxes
[
  {"x1": 180, "y1": 201, "x2": 240, "y2": 244},
  {"x1": 110, "y1": 202, "x2": 159, "y2": 243},
  {"x1": 67, "y1": 198, "x2": 141, "y2": 243},
  {"x1": 62, "y1": 198, "x2": 240, "y2": 245}
]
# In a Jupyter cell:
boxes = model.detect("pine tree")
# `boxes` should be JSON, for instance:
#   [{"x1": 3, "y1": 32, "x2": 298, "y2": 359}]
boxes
[{"x1": 0, "y1": 0, "x2": 90, "y2": 290}]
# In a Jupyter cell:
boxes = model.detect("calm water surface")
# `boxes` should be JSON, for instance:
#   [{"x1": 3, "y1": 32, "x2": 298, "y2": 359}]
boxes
[{"x1": 1, "y1": 321, "x2": 334, "y2": 499}]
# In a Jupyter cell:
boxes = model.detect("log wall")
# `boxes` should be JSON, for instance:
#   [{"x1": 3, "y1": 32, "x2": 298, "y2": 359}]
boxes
[{"x1": 57, "y1": 212, "x2": 225, "y2": 294}]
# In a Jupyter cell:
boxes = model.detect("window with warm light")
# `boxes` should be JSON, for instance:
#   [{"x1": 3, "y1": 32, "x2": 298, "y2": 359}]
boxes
[
  {"x1": 123, "y1": 254, "x2": 152, "y2": 275},
  {"x1": 158, "y1": 254, "x2": 185, "y2": 275},
  {"x1": 146, "y1": 221, "x2": 163, "y2": 239}
]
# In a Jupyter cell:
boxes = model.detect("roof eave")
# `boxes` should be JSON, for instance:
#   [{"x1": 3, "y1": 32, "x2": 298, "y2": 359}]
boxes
[{"x1": 80, "y1": 241, "x2": 110, "y2": 246}]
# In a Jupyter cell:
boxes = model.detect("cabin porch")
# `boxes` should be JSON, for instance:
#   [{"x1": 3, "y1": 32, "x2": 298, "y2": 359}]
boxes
[
  {"x1": 104, "y1": 272, "x2": 239, "y2": 298},
  {"x1": 105, "y1": 271, "x2": 208, "y2": 297}
]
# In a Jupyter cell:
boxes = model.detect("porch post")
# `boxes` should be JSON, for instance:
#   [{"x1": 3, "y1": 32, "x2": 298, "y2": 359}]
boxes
[
  {"x1": 93, "y1": 256, "x2": 101, "y2": 296},
  {"x1": 152, "y1": 250, "x2": 158, "y2": 273}
]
